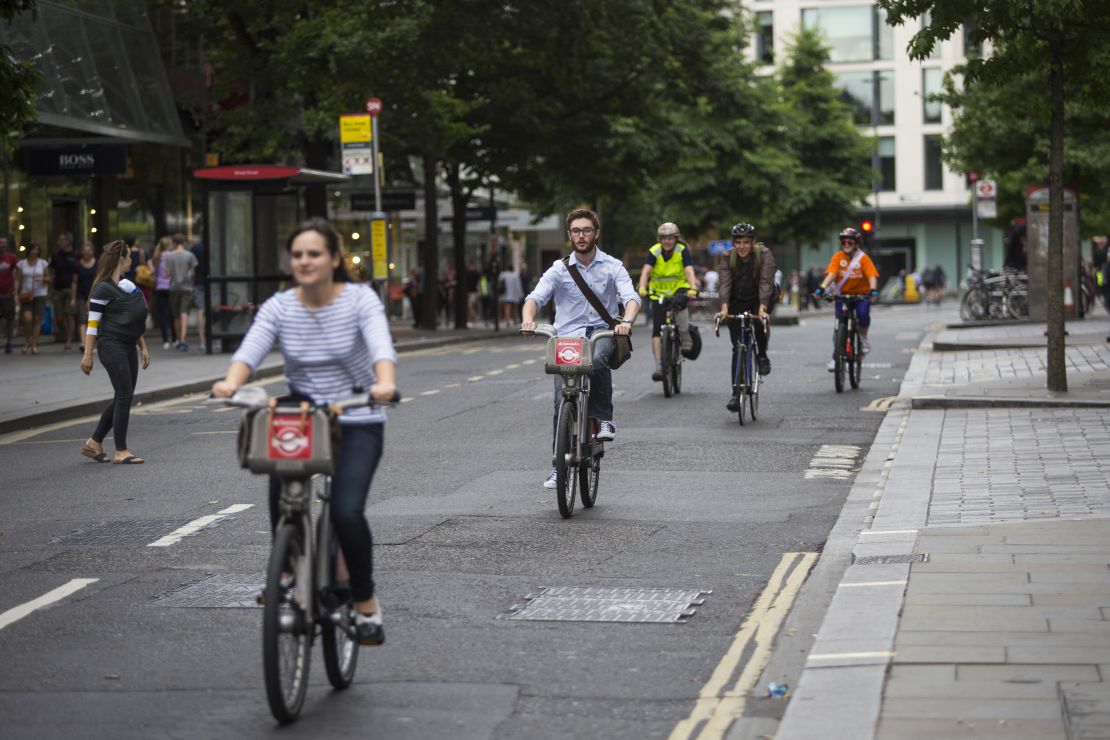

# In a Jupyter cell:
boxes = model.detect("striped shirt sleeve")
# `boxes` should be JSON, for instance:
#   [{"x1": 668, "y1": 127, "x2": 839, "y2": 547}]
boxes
[
  {"x1": 86, "y1": 283, "x2": 112, "y2": 336},
  {"x1": 230, "y1": 293, "x2": 282, "y2": 372},
  {"x1": 354, "y1": 286, "x2": 397, "y2": 367}
]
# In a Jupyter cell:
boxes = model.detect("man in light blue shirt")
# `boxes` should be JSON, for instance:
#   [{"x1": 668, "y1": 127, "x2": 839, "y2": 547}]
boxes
[{"x1": 522, "y1": 208, "x2": 640, "y2": 488}]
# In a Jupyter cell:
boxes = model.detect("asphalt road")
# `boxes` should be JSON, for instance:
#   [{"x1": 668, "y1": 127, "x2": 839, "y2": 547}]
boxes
[{"x1": 0, "y1": 305, "x2": 942, "y2": 739}]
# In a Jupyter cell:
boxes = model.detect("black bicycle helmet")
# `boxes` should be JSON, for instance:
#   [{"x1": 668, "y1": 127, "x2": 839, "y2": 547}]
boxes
[
  {"x1": 839, "y1": 227, "x2": 861, "y2": 241},
  {"x1": 730, "y1": 222, "x2": 756, "y2": 238}
]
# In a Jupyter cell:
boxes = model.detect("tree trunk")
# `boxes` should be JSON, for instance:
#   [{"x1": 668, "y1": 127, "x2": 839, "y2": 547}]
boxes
[
  {"x1": 1045, "y1": 43, "x2": 1067, "y2": 392},
  {"x1": 446, "y1": 163, "x2": 469, "y2": 330},
  {"x1": 420, "y1": 153, "x2": 439, "y2": 330}
]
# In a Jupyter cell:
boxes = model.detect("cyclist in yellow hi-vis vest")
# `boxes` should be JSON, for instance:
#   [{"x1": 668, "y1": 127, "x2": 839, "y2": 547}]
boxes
[{"x1": 638, "y1": 222, "x2": 699, "y2": 382}]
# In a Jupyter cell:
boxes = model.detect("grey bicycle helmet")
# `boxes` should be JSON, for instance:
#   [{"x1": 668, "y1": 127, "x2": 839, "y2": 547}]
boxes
[
  {"x1": 730, "y1": 222, "x2": 756, "y2": 238},
  {"x1": 657, "y1": 222, "x2": 680, "y2": 238},
  {"x1": 839, "y1": 227, "x2": 861, "y2": 241}
]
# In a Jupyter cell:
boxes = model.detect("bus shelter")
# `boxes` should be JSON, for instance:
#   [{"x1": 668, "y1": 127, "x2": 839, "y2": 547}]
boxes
[{"x1": 194, "y1": 165, "x2": 349, "y2": 353}]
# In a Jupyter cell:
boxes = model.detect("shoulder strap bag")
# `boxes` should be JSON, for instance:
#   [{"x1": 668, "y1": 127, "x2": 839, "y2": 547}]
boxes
[{"x1": 563, "y1": 257, "x2": 633, "y2": 370}]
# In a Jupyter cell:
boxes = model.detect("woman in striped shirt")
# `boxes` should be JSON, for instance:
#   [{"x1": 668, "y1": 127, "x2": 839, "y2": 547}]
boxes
[
  {"x1": 211, "y1": 218, "x2": 397, "y2": 645},
  {"x1": 80, "y1": 240, "x2": 151, "y2": 464}
]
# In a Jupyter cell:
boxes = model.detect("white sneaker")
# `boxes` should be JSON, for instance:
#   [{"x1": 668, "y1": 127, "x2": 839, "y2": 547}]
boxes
[
  {"x1": 827, "y1": 359, "x2": 836, "y2": 372},
  {"x1": 860, "y1": 337, "x2": 871, "y2": 354},
  {"x1": 543, "y1": 468, "x2": 557, "y2": 489},
  {"x1": 596, "y1": 421, "x2": 616, "y2": 441},
  {"x1": 162, "y1": 342, "x2": 170, "y2": 350}
]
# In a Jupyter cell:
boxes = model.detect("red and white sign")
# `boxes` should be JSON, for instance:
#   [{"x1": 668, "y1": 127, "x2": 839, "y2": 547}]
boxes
[
  {"x1": 975, "y1": 179, "x2": 997, "y2": 199},
  {"x1": 555, "y1": 338, "x2": 584, "y2": 366},
  {"x1": 268, "y1": 415, "x2": 313, "y2": 460},
  {"x1": 194, "y1": 165, "x2": 300, "y2": 181},
  {"x1": 365, "y1": 97, "x2": 383, "y2": 116}
]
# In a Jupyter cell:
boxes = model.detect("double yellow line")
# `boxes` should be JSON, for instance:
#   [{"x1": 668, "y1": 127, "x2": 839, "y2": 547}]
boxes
[{"x1": 670, "y1": 551, "x2": 818, "y2": 740}]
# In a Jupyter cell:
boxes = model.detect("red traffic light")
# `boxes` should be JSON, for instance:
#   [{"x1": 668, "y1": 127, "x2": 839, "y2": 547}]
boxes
[{"x1": 861, "y1": 220, "x2": 874, "y2": 233}]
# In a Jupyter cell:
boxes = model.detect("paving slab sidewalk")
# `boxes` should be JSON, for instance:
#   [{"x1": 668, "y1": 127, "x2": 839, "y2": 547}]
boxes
[
  {"x1": 773, "y1": 313, "x2": 1110, "y2": 739},
  {"x1": 0, "y1": 323, "x2": 508, "y2": 434}
]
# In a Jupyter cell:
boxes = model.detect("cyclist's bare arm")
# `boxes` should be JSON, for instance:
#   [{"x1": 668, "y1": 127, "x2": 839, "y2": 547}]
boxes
[
  {"x1": 521, "y1": 298, "x2": 540, "y2": 333},
  {"x1": 370, "y1": 359, "x2": 397, "y2": 402},
  {"x1": 212, "y1": 361, "x2": 252, "y2": 398},
  {"x1": 638, "y1": 263, "x2": 652, "y2": 295},
  {"x1": 618, "y1": 299, "x2": 639, "y2": 334}
]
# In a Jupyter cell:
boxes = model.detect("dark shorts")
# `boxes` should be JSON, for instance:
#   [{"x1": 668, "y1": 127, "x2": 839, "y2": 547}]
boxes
[
  {"x1": 0, "y1": 294, "x2": 13, "y2": 321},
  {"x1": 192, "y1": 287, "x2": 205, "y2": 313},
  {"x1": 169, "y1": 288, "x2": 193, "y2": 317},
  {"x1": 23, "y1": 295, "x2": 46, "y2": 319},
  {"x1": 53, "y1": 288, "x2": 76, "y2": 316}
]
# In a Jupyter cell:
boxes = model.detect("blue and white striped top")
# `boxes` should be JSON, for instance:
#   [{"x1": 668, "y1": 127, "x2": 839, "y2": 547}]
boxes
[{"x1": 232, "y1": 284, "x2": 397, "y2": 425}]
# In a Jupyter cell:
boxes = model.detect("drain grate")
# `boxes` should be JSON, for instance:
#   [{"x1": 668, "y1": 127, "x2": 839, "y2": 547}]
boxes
[
  {"x1": 52, "y1": 519, "x2": 193, "y2": 546},
  {"x1": 855, "y1": 553, "x2": 928, "y2": 565},
  {"x1": 503, "y1": 587, "x2": 711, "y2": 623},
  {"x1": 151, "y1": 573, "x2": 263, "y2": 608}
]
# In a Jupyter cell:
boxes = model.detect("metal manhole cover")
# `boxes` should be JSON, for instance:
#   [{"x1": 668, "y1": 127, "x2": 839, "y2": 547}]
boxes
[
  {"x1": 503, "y1": 587, "x2": 711, "y2": 623},
  {"x1": 52, "y1": 519, "x2": 193, "y2": 546},
  {"x1": 151, "y1": 573, "x2": 263, "y2": 607},
  {"x1": 855, "y1": 553, "x2": 928, "y2": 565}
]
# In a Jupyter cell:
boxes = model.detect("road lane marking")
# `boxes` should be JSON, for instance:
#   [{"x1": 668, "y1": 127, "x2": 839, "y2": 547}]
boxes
[
  {"x1": 522, "y1": 359, "x2": 537, "y2": 365},
  {"x1": 467, "y1": 376, "x2": 484, "y2": 382},
  {"x1": 147, "y1": 504, "x2": 254, "y2": 547},
  {"x1": 862, "y1": 396, "x2": 899, "y2": 412},
  {"x1": 669, "y1": 551, "x2": 818, "y2": 740},
  {"x1": 400, "y1": 397, "x2": 414, "y2": 404},
  {"x1": 419, "y1": 389, "x2": 441, "y2": 396},
  {"x1": 804, "y1": 444, "x2": 861, "y2": 480},
  {"x1": 444, "y1": 383, "x2": 461, "y2": 388},
  {"x1": 486, "y1": 369, "x2": 503, "y2": 376},
  {"x1": 505, "y1": 363, "x2": 520, "y2": 369},
  {"x1": 0, "y1": 579, "x2": 99, "y2": 631}
]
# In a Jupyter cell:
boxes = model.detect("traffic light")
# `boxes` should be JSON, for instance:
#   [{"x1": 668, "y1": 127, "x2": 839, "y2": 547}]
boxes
[
  {"x1": 861, "y1": 220, "x2": 874, "y2": 234},
  {"x1": 860, "y1": 220, "x2": 875, "y2": 248}
]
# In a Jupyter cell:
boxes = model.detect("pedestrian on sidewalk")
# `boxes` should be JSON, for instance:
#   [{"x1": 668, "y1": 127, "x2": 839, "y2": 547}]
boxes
[
  {"x1": 163, "y1": 233, "x2": 197, "y2": 351},
  {"x1": 75, "y1": 241, "x2": 97, "y2": 342},
  {"x1": 1101, "y1": 251, "x2": 1110, "y2": 342},
  {"x1": 15, "y1": 241, "x2": 48, "y2": 355},
  {"x1": 190, "y1": 240, "x2": 206, "y2": 352},
  {"x1": 151, "y1": 237, "x2": 173, "y2": 349},
  {"x1": 48, "y1": 231, "x2": 79, "y2": 351},
  {"x1": 80, "y1": 240, "x2": 150, "y2": 465},
  {"x1": 0, "y1": 236, "x2": 16, "y2": 353}
]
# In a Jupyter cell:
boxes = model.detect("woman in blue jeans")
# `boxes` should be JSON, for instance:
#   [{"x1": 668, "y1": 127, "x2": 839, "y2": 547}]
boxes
[{"x1": 211, "y1": 218, "x2": 397, "y2": 645}]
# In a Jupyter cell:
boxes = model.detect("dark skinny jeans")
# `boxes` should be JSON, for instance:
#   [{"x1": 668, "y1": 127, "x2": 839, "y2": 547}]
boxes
[
  {"x1": 92, "y1": 337, "x2": 138, "y2": 451},
  {"x1": 268, "y1": 422, "x2": 385, "y2": 603},
  {"x1": 155, "y1": 289, "x2": 172, "y2": 343}
]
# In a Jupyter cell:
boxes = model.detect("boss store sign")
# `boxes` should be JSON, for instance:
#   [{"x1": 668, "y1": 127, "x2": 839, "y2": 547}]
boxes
[{"x1": 26, "y1": 146, "x2": 127, "y2": 176}]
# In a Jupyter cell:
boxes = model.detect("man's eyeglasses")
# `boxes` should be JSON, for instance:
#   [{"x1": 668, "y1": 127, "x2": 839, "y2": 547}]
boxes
[{"x1": 568, "y1": 227, "x2": 597, "y2": 236}]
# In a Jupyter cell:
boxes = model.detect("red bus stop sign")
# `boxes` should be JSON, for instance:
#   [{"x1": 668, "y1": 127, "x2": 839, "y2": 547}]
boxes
[{"x1": 365, "y1": 98, "x2": 383, "y2": 117}]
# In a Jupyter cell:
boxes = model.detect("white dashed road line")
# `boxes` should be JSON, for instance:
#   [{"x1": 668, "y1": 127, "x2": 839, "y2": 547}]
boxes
[
  {"x1": 147, "y1": 504, "x2": 254, "y2": 547},
  {"x1": 805, "y1": 444, "x2": 862, "y2": 480},
  {"x1": 0, "y1": 579, "x2": 99, "y2": 631}
]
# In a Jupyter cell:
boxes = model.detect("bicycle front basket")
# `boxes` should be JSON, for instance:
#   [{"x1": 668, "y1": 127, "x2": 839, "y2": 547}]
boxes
[
  {"x1": 544, "y1": 336, "x2": 594, "y2": 376},
  {"x1": 242, "y1": 405, "x2": 337, "y2": 476}
]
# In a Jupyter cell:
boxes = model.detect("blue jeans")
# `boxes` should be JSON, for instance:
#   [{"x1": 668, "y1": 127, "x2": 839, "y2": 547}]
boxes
[
  {"x1": 552, "y1": 327, "x2": 614, "y2": 440},
  {"x1": 268, "y1": 422, "x2": 384, "y2": 603}
]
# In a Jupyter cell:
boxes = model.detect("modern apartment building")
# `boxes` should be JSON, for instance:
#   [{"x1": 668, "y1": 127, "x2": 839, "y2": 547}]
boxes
[{"x1": 743, "y1": 0, "x2": 1004, "y2": 284}]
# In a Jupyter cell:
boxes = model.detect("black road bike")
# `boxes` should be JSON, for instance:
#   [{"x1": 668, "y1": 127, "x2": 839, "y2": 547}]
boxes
[
  {"x1": 526, "y1": 324, "x2": 611, "y2": 518},
  {"x1": 827, "y1": 294, "x2": 867, "y2": 393},
  {"x1": 716, "y1": 312, "x2": 765, "y2": 425},
  {"x1": 225, "y1": 386, "x2": 398, "y2": 724},
  {"x1": 650, "y1": 291, "x2": 693, "y2": 398}
]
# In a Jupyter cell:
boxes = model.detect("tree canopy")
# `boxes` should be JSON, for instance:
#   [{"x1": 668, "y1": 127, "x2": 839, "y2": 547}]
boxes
[{"x1": 0, "y1": 0, "x2": 39, "y2": 151}]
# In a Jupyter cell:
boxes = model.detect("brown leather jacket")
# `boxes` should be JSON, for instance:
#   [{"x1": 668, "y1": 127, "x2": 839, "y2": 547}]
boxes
[{"x1": 718, "y1": 244, "x2": 776, "y2": 309}]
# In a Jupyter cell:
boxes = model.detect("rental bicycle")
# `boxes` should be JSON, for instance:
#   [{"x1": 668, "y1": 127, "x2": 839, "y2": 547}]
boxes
[
  {"x1": 525, "y1": 324, "x2": 610, "y2": 518},
  {"x1": 224, "y1": 385, "x2": 399, "y2": 724},
  {"x1": 715, "y1": 312, "x2": 765, "y2": 425},
  {"x1": 826, "y1": 294, "x2": 867, "y2": 393}
]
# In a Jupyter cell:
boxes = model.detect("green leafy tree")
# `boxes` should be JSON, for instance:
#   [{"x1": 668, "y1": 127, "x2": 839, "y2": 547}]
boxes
[
  {"x1": 880, "y1": 0, "x2": 1110, "y2": 391},
  {"x1": 0, "y1": 0, "x2": 39, "y2": 151}
]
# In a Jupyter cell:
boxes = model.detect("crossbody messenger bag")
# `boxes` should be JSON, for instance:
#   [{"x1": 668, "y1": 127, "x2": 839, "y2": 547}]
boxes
[{"x1": 563, "y1": 257, "x2": 633, "y2": 370}]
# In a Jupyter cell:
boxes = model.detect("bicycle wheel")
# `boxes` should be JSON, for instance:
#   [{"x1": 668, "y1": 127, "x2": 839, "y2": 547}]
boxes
[
  {"x1": 1005, "y1": 288, "x2": 1028, "y2": 320},
  {"x1": 848, "y1": 329, "x2": 861, "y2": 390},
  {"x1": 554, "y1": 400, "x2": 578, "y2": 518},
  {"x1": 736, "y1": 346, "x2": 748, "y2": 426},
  {"x1": 263, "y1": 523, "x2": 311, "y2": 724},
  {"x1": 661, "y1": 332, "x2": 674, "y2": 398},
  {"x1": 834, "y1": 323, "x2": 847, "y2": 393},
  {"x1": 960, "y1": 289, "x2": 986, "y2": 321},
  {"x1": 320, "y1": 520, "x2": 359, "y2": 690},
  {"x1": 673, "y1": 335, "x2": 683, "y2": 395},
  {"x1": 748, "y1": 365, "x2": 759, "y2": 421},
  {"x1": 580, "y1": 458, "x2": 599, "y2": 508}
]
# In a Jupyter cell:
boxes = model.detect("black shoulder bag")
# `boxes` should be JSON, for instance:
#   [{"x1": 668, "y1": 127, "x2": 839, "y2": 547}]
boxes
[{"x1": 563, "y1": 257, "x2": 633, "y2": 370}]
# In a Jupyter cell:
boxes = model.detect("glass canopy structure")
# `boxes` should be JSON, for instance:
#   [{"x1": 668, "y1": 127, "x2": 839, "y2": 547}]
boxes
[{"x1": 2, "y1": 0, "x2": 187, "y2": 146}]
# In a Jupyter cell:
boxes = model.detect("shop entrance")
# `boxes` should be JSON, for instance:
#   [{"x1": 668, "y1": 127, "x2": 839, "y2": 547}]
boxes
[{"x1": 51, "y1": 199, "x2": 80, "y2": 245}]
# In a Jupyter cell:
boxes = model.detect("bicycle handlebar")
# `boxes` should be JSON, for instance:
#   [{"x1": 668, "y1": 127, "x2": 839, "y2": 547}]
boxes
[
  {"x1": 522, "y1": 323, "x2": 616, "y2": 351},
  {"x1": 218, "y1": 385, "x2": 402, "y2": 412},
  {"x1": 714, "y1": 312, "x2": 767, "y2": 337}
]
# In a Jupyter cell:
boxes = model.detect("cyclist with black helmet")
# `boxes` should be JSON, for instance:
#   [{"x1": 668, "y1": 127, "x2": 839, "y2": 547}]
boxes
[
  {"x1": 717, "y1": 223, "x2": 776, "y2": 411},
  {"x1": 638, "y1": 222, "x2": 699, "y2": 382},
  {"x1": 815, "y1": 227, "x2": 880, "y2": 370}
]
